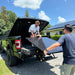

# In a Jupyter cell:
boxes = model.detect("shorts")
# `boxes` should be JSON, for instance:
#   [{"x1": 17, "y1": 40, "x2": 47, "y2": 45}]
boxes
[{"x1": 29, "y1": 32, "x2": 36, "y2": 36}]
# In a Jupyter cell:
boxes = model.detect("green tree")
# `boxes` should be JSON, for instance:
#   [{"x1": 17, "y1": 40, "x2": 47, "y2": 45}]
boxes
[
  {"x1": 25, "y1": 10, "x2": 30, "y2": 17},
  {"x1": 0, "y1": 19, "x2": 5, "y2": 29},
  {"x1": 0, "y1": 6, "x2": 17, "y2": 36},
  {"x1": 0, "y1": 6, "x2": 8, "y2": 22},
  {"x1": 6, "y1": 11, "x2": 17, "y2": 23},
  {"x1": 0, "y1": 6, "x2": 6, "y2": 14},
  {"x1": 0, "y1": 19, "x2": 6, "y2": 35}
]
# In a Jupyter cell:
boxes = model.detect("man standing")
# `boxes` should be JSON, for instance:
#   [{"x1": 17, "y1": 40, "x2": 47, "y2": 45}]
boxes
[
  {"x1": 29, "y1": 20, "x2": 41, "y2": 38},
  {"x1": 44, "y1": 24, "x2": 75, "y2": 75}
]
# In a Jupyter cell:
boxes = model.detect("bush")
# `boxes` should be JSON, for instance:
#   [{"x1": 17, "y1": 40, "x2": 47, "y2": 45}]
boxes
[{"x1": 51, "y1": 35, "x2": 62, "y2": 41}]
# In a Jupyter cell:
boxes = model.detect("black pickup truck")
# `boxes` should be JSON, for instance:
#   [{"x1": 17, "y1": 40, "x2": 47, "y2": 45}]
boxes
[{"x1": 0, "y1": 18, "x2": 62, "y2": 66}]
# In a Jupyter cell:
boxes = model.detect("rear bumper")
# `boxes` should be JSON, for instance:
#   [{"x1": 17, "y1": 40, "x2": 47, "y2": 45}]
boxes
[{"x1": 21, "y1": 47, "x2": 35, "y2": 56}]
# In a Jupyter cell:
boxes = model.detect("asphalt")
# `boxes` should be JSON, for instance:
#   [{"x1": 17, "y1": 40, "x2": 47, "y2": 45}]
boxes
[{"x1": 0, "y1": 52, "x2": 63, "y2": 75}]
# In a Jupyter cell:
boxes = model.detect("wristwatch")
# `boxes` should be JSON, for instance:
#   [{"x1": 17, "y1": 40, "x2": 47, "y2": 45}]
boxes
[{"x1": 46, "y1": 49, "x2": 48, "y2": 52}]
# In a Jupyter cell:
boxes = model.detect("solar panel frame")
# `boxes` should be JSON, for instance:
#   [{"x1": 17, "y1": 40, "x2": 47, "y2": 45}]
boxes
[{"x1": 26, "y1": 37, "x2": 63, "y2": 54}]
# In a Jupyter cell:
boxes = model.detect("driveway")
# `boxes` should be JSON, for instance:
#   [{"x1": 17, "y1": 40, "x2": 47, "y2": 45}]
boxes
[{"x1": 0, "y1": 52, "x2": 63, "y2": 75}]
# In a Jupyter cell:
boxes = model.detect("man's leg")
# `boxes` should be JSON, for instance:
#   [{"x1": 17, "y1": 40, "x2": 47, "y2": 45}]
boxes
[
  {"x1": 29, "y1": 32, "x2": 33, "y2": 38},
  {"x1": 34, "y1": 33, "x2": 37, "y2": 37},
  {"x1": 30, "y1": 35, "x2": 33, "y2": 38},
  {"x1": 60, "y1": 64, "x2": 73, "y2": 75},
  {"x1": 70, "y1": 65, "x2": 75, "y2": 75}
]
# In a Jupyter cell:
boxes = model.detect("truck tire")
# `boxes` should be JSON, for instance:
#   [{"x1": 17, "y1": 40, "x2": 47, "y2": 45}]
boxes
[
  {"x1": 0, "y1": 45, "x2": 2, "y2": 51},
  {"x1": 0, "y1": 46, "x2": 5, "y2": 53},
  {"x1": 7, "y1": 49, "x2": 18, "y2": 66},
  {"x1": 0, "y1": 41, "x2": 2, "y2": 52}
]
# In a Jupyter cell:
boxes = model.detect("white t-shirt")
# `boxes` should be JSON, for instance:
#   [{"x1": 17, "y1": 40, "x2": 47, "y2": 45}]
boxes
[{"x1": 29, "y1": 24, "x2": 40, "y2": 33}]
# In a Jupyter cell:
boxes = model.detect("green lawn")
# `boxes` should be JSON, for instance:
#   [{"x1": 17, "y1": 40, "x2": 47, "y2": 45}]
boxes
[
  {"x1": 0, "y1": 59, "x2": 15, "y2": 75},
  {"x1": 2, "y1": 40, "x2": 7, "y2": 47}
]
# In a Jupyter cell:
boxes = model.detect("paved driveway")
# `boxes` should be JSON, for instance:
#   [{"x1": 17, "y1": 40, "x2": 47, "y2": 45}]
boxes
[{"x1": 0, "y1": 52, "x2": 63, "y2": 75}]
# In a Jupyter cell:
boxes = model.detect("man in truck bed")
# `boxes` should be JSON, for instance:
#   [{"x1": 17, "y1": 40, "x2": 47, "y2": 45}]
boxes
[{"x1": 28, "y1": 20, "x2": 41, "y2": 38}]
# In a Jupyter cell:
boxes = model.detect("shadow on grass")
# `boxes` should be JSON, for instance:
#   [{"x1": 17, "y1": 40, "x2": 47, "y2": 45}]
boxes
[{"x1": 0, "y1": 52, "x2": 58, "y2": 75}]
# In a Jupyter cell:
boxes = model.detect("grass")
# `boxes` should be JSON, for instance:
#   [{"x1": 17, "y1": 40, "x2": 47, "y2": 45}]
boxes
[
  {"x1": 2, "y1": 40, "x2": 7, "y2": 47},
  {"x1": 0, "y1": 59, "x2": 15, "y2": 75}
]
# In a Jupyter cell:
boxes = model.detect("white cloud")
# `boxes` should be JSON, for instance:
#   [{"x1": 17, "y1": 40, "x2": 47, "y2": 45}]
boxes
[
  {"x1": 58, "y1": 16, "x2": 66, "y2": 23},
  {"x1": 38, "y1": 11, "x2": 51, "y2": 21},
  {"x1": 13, "y1": 0, "x2": 43, "y2": 10}
]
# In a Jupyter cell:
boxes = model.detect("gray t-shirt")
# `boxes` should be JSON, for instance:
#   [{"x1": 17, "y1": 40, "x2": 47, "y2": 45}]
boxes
[{"x1": 58, "y1": 34, "x2": 75, "y2": 65}]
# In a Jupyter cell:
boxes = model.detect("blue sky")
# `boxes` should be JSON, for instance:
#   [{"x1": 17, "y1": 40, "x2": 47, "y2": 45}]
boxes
[{"x1": 0, "y1": 0, "x2": 75, "y2": 25}]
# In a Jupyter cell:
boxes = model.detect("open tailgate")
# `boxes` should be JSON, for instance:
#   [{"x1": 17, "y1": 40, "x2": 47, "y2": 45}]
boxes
[{"x1": 8, "y1": 18, "x2": 49, "y2": 37}]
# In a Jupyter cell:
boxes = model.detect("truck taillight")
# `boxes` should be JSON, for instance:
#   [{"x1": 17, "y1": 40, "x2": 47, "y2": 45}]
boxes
[{"x1": 15, "y1": 40, "x2": 21, "y2": 49}]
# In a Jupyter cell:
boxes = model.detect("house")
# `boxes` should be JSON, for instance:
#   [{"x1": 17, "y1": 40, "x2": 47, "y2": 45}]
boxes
[{"x1": 44, "y1": 20, "x2": 75, "y2": 36}]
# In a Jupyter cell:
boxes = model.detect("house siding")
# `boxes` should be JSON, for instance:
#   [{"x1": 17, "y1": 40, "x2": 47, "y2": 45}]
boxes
[
  {"x1": 72, "y1": 28, "x2": 75, "y2": 34},
  {"x1": 45, "y1": 27, "x2": 75, "y2": 36}
]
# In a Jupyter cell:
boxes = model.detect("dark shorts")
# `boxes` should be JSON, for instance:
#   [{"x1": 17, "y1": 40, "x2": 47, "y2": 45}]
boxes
[{"x1": 29, "y1": 32, "x2": 36, "y2": 36}]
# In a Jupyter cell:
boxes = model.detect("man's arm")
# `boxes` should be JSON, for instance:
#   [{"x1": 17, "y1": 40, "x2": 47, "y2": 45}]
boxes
[
  {"x1": 44, "y1": 42, "x2": 61, "y2": 55},
  {"x1": 31, "y1": 30, "x2": 33, "y2": 35},
  {"x1": 31, "y1": 30, "x2": 35, "y2": 37},
  {"x1": 47, "y1": 42, "x2": 61, "y2": 51},
  {"x1": 37, "y1": 31, "x2": 40, "y2": 35},
  {"x1": 44, "y1": 35, "x2": 65, "y2": 55},
  {"x1": 37, "y1": 26, "x2": 41, "y2": 37},
  {"x1": 37, "y1": 31, "x2": 41, "y2": 38},
  {"x1": 30, "y1": 25, "x2": 34, "y2": 36}
]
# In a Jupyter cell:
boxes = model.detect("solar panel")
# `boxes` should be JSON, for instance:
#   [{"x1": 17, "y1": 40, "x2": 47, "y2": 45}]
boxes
[{"x1": 26, "y1": 37, "x2": 63, "y2": 54}]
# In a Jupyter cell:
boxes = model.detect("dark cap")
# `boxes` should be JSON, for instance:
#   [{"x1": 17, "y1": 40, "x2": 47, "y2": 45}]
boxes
[{"x1": 64, "y1": 24, "x2": 73, "y2": 32}]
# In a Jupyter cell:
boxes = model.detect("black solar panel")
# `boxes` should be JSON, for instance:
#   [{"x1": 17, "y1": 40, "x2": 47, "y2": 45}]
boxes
[
  {"x1": 26, "y1": 37, "x2": 63, "y2": 54},
  {"x1": 47, "y1": 20, "x2": 75, "y2": 30}
]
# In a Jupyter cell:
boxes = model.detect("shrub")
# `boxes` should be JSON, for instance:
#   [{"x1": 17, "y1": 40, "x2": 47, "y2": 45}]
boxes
[{"x1": 51, "y1": 35, "x2": 62, "y2": 41}]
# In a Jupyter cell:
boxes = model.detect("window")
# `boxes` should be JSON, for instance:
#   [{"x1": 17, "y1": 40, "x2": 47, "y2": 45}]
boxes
[
  {"x1": 47, "y1": 32, "x2": 50, "y2": 36},
  {"x1": 59, "y1": 31, "x2": 63, "y2": 35}
]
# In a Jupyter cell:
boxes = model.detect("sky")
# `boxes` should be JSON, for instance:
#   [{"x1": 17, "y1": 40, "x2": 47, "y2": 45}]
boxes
[{"x1": 0, "y1": 0, "x2": 75, "y2": 25}]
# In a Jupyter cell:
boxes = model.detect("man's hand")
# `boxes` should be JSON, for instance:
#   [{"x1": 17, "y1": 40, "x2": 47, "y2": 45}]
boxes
[
  {"x1": 44, "y1": 42, "x2": 61, "y2": 55},
  {"x1": 39, "y1": 35, "x2": 41, "y2": 38},
  {"x1": 44, "y1": 50, "x2": 47, "y2": 55}
]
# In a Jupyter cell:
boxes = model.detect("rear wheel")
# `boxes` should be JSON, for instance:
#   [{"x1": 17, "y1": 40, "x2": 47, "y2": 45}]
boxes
[
  {"x1": 0, "y1": 45, "x2": 5, "y2": 53},
  {"x1": 7, "y1": 49, "x2": 18, "y2": 66}
]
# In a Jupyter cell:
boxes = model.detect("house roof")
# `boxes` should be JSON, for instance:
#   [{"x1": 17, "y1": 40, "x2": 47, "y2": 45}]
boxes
[{"x1": 47, "y1": 20, "x2": 75, "y2": 31}]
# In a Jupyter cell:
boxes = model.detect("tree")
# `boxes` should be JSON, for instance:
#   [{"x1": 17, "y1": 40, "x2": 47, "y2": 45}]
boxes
[
  {"x1": 0, "y1": 6, "x2": 8, "y2": 22},
  {"x1": 6, "y1": 11, "x2": 17, "y2": 23},
  {"x1": 0, "y1": 19, "x2": 5, "y2": 29},
  {"x1": 0, "y1": 19, "x2": 6, "y2": 35},
  {"x1": 25, "y1": 10, "x2": 30, "y2": 17},
  {"x1": 0, "y1": 6, "x2": 17, "y2": 35},
  {"x1": 0, "y1": 6, "x2": 6, "y2": 14}
]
